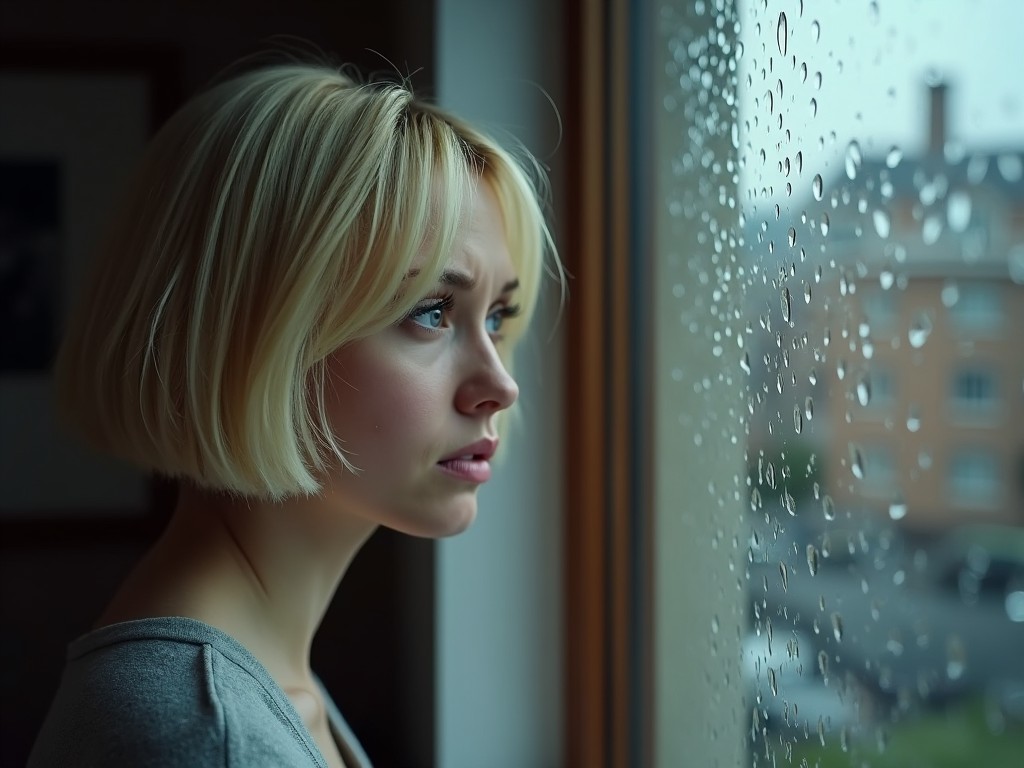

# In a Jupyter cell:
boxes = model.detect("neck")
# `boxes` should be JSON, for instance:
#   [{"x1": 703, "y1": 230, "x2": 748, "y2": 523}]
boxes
[{"x1": 104, "y1": 482, "x2": 378, "y2": 687}]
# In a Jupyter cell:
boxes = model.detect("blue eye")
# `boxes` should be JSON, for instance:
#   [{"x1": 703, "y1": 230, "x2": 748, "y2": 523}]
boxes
[
  {"x1": 486, "y1": 304, "x2": 521, "y2": 335},
  {"x1": 409, "y1": 295, "x2": 454, "y2": 330}
]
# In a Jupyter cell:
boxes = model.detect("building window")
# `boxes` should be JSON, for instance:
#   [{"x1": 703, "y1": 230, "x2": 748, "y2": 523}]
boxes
[
  {"x1": 950, "y1": 368, "x2": 999, "y2": 417},
  {"x1": 948, "y1": 451, "x2": 1001, "y2": 506},
  {"x1": 949, "y1": 281, "x2": 1003, "y2": 334}
]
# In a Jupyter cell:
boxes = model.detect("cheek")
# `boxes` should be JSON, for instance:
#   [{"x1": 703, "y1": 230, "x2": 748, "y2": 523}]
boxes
[{"x1": 326, "y1": 356, "x2": 446, "y2": 452}]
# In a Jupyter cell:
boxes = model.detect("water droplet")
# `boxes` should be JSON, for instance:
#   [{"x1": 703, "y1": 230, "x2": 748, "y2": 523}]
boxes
[
  {"x1": 922, "y1": 215, "x2": 943, "y2": 244},
  {"x1": 947, "y1": 191, "x2": 972, "y2": 232},
  {"x1": 794, "y1": 404, "x2": 804, "y2": 434},
  {"x1": 850, "y1": 446, "x2": 864, "y2": 480},
  {"x1": 946, "y1": 636, "x2": 966, "y2": 680},
  {"x1": 711, "y1": 615, "x2": 720, "y2": 634},
  {"x1": 822, "y1": 494, "x2": 835, "y2": 521},
  {"x1": 908, "y1": 313, "x2": 933, "y2": 348},
  {"x1": 781, "y1": 287, "x2": 792, "y2": 322},
  {"x1": 818, "y1": 717, "x2": 826, "y2": 746},
  {"x1": 812, "y1": 174, "x2": 824, "y2": 201},
  {"x1": 879, "y1": 270, "x2": 894, "y2": 289},
  {"x1": 780, "y1": 562, "x2": 790, "y2": 592},
  {"x1": 845, "y1": 140, "x2": 862, "y2": 180},
  {"x1": 820, "y1": 212, "x2": 829, "y2": 236},
  {"x1": 885, "y1": 146, "x2": 903, "y2": 168},
  {"x1": 830, "y1": 612, "x2": 844, "y2": 642},
  {"x1": 805, "y1": 396, "x2": 814, "y2": 421},
  {"x1": 941, "y1": 280, "x2": 959, "y2": 307},
  {"x1": 783, "y1": 490, "x2": 796, "y2": 516},
  {"x1": 906, "y1": 405, "x2": 921, "y2": 432},
  {"x1": 997, "y1": 154, "x2": 1023, "y2": 182},
  {"x1": 740, "y1": 351, "x2": 751, "y2": 374},
  {"x1": 777, "y1": 12, "x2": 788, "y2": 56},
  {"x1": 766, "y1": 461, "x2": 777, "y2": 490},
  {"x1": 768, "y1": 665, "x2": 779, "y2": 696},
  {"x1": 888, "y1": 499, "x2": 907, "y2": 520},
  {"x1": 873, "y1": 209, "x2": 891, "y2": 238},
  {"x1": 836, "y1": 358, "x2": 846, "y2": 380},
  {"x1": 818, "y1": 649, "x2": 829, "y2": 681},
  {"x1": 856, "y1": 375, "x2": 871, "y2": 406},
  {"x1": 750, "y1": 486, "x2": 762, "y2": 512},
  {"x1": 807, "y1": 544, "x2": 820, "y2": 576},
  {"x1": 809, "y1": 97, "x2": 818, "y2": 118},
  {"x1": 811, "y1": 20, "x2": 821, "y2": 42},
  {"x1": 787, "y1": 227, "x2": 796, "y2": 247}
]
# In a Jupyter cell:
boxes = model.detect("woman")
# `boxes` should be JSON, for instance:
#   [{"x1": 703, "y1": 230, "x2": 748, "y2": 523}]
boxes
[{"x1": 28, "y1": 59, "x2": 560, "y2": 767}]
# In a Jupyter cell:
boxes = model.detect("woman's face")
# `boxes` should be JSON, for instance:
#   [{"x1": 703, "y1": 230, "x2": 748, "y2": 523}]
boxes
[{"x1": 318, "y1": 177, "x2": 522, "y2": 537}]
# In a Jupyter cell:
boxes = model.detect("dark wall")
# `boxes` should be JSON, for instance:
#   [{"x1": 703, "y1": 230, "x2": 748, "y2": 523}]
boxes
[{"x1": 0, "y1": 3, "x2": 437, "y2": 767}]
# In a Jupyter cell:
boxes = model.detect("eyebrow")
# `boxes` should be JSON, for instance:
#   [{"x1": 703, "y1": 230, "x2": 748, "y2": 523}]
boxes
[{"x1": 408, "y1": 268, "x2": 519, "y2": 294}]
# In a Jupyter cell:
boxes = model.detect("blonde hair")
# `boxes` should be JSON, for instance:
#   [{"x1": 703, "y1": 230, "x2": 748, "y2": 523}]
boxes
[{"x1": 55, "y1": 62, "x2": 560, "y2": 499}]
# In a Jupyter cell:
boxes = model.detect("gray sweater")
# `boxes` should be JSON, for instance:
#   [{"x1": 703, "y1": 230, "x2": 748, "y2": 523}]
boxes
[{"x1": 28, "y1": 617, "x2": 371, "y2": 767}]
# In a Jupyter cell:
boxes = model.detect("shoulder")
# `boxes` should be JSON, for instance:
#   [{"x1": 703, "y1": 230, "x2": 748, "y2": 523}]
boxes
[{"x1": 29, "y1": 618, "x2": 323, "y2": 768}]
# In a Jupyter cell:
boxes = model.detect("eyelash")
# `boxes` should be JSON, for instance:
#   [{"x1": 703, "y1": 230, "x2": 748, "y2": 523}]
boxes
[{"x1": 405, "y1": 295, "x2": 522, "y2": 336}]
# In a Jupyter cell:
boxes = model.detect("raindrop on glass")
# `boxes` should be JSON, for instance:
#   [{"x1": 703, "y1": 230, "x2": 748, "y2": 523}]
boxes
[
  {"x1": 812, "y1": 173, "x2": 824, "y2": 201},
  {"x1": 997, "y1": 154, "x2": 1023, "y2": 182},
  {"x1": 908, "y1": 313, "x2": 933, "y2": 348},
  {"x1": 781, "y1": 287, "x2": 792, "y2": 322},
  {"x1": 779, "y1": 562, "x2": 790, "y2": 592},
  {"x1": 766, "y1": 461, "x2": 777, "y2": 489},
  {"x1": 777, "y1": 12, "x2": 788, "y2": 56},
  {"x1": 922, "y1": 215, "x2": 943, "y2": 244},
  {"x1": 856, "y1": 375, "x2": 871, "y2": 406},
  {"x1": 794, "y1": 405, "x2": 804, "y2": 435},
  {"x1": 807, "y1": 544, "x2": 820, "y2": 576},
  {"x1": 811, "y1": 20, "x2": 821, "y2": 42},
  {"x1": 879, "y1": 270, "x2": 894, "y2": 290},
  {"x1": 885, "y1": 146, "x2": 903, "y2": 168},
  {"x1": 850, "y1": 445, "x2": 864, "y2": 480},
  {"x1": 946, "y1": 636, "x2": 966, "y2": 680},
  {"x1": 783, "y1": 490, "x2": 796, "y2": 516},
  {"x1": 822, "y1": 494, "x2": 836, "y2": 521},
  {"x1": 947, "y1": 191, "x2": 972, "y2": 232},
  {"x1": 787, "y1": 227, "x2": 797, "y2": 247},
  {"x1": 888, "y1": 499, "x2": 908, "y2": 521},
  {"x1": 906, "y1": 405, "x2": 921, "y2": 432},
  {"x1": 768, "y1": 665, "x2": 779, "y2": 696},
  {"x1": 809, "y1": 97, "x2": 818, "y2": 118},
  {"x1": 830, "y1": 612, "x2": 844, "y2": 642},
  {"x1": 805, "y1": 396, "x2": 814, "y2": 421},
  {"x1": 820, "y1": 212, "x2": 830, "y2": 236},
  {"x1": 845, "y1": 140, "x2": 862, "y2": 180},
  {"x1": 941, "y1": 280, "x2": 959, "y2": 307},
  {"x1": 873, "y1": 209, "x2": 891, "y2": 238},
  {"x1": 817, "y1": 649, "x2": 829, "y2": 681}
]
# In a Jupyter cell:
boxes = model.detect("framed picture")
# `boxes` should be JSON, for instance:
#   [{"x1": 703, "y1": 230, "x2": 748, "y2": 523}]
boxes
[{"x1": 0, "y1": 45, "x2": 179, "y2": 519}]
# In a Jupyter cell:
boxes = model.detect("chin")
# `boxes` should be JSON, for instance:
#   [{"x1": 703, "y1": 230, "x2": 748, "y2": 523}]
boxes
[{"x1": 387, "y1": 501, "x2": 478, "y2": 539}]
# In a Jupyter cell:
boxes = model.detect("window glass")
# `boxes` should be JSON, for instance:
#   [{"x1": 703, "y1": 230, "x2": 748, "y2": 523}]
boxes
[{"x1": 652, "y1": 1, "x2": 1024, "y2": 766}]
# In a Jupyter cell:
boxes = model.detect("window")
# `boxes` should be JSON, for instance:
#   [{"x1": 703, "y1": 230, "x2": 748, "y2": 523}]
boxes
[
  {"x1": 949, "y1": 451, "x2": 1001, "y2": 506},
  {"x1": 565, "y1": 1, "x2": 1024, "y2": 767},
  {"x1": 949, "y1": 281, "x2": 1003, "y2": 334},
  {"x1": 950, "y1": 368, "x2": 999, "y2": 418}
]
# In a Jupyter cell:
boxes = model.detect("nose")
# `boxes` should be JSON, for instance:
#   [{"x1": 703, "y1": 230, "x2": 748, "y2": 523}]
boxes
[{"x1": 454, "y1": 342, "x2": 519, "y2": 416}]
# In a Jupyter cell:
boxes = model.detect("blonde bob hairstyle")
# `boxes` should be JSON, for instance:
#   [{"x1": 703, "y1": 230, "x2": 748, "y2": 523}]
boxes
[{"x1": 55, "y1": 61, "x2": 560, "y2": 500}]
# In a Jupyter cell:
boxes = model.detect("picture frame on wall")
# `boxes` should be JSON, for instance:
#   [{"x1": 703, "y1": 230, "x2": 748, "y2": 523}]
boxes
[{"x1": 0, "y1": 45, "x2": 180, "y2": 521}]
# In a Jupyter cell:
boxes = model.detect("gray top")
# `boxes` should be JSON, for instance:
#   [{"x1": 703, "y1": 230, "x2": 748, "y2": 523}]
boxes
[{"x1": 28, "y1": 617, "x2": 371, "y2": 768}]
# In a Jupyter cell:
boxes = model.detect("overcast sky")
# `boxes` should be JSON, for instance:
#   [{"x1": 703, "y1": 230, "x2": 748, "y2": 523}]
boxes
[{"x1": 737, "y1": 0, "x2": 1023, "y2": 199}]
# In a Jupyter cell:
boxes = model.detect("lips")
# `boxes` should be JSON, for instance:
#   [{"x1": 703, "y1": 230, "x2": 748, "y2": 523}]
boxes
[{"x1": 437, "y1": 438, "x2": 498, "y2": 483}]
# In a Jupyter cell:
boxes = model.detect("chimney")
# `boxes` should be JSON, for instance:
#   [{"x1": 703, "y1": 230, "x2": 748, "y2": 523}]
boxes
[{"x1": 929, "y1": 82, "x2": 947, "y2": 155}]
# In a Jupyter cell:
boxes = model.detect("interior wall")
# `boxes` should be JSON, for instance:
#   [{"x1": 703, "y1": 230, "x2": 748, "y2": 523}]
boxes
[{"x1": 0, "y1": 5, "x2": 437, "y2": 766}]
